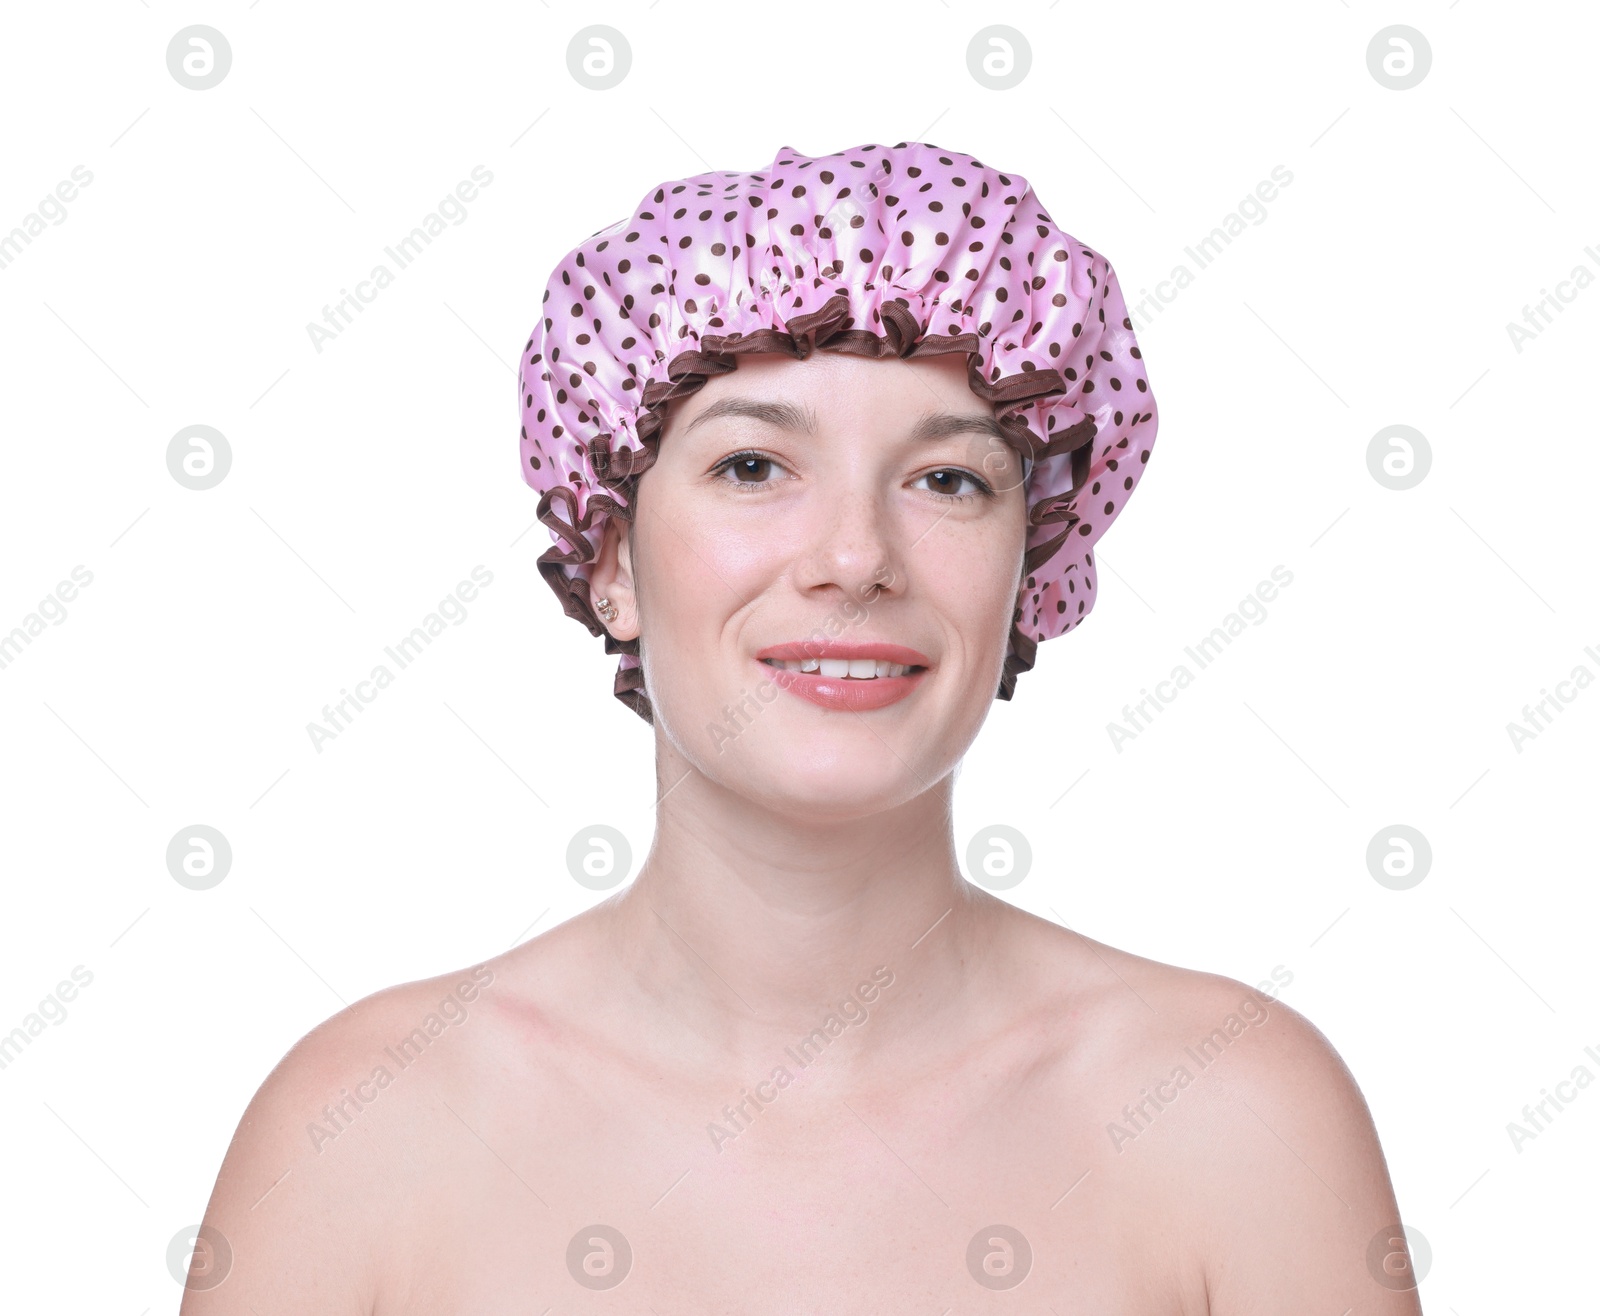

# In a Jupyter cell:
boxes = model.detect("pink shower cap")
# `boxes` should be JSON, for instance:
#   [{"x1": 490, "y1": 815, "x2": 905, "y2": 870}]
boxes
[{"x1": 518, "y1": 140, "x2": 1158, "y2": 723}]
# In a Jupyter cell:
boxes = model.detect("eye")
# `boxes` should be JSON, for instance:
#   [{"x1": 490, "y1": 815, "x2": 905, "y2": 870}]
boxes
[
  {"x1": 710, "y1": 449, "x2": 786, "y2": 491},
  {"x1": 914, "y1": 468, "x2": 994, "y2": 502}
]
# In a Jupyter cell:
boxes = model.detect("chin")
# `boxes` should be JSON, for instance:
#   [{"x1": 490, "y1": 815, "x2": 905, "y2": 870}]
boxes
[
  {"x1": 735, "y1": 757, "x2": 936, "y2": 820},
  {"x1": 698, "y1": 707, "x2": 957, "y2": 811}
]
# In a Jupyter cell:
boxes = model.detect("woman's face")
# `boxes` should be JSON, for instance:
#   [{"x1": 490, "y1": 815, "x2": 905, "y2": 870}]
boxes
[{"x1": 607, "y1": 349, "x2": 1030, "y2": 819}]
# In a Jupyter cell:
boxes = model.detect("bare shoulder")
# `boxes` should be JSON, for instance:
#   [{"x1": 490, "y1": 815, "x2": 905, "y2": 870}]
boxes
[
  {"x1": 179, "y1": 960, "x2": 504, "y2": 1313},
  {"x1": 1022, "y1": 917, "x2": 1422, "y2": 1314}
]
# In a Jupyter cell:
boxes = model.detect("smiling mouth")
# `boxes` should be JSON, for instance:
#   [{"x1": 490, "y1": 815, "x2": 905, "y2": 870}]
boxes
[{"x1": 759, "y1": 657, "x2": 928, "y2": 680}]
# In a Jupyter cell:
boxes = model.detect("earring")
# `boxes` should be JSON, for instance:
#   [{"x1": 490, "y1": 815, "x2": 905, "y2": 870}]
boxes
[{"x1": 594, "y1": 595, "x2": 619, "y2": 622}]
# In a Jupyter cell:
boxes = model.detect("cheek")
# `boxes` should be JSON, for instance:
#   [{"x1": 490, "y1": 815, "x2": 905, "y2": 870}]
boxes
[
  {"x1": 934, "y1": 517, "x2": 1024, "y2": 627},
  {"x1": 698, "y1": 515, "x2": 797, "y2": 581},
  {"x1": 646, "y1": 515, "x2": 783, "y2": 616},
  {"x1": 633, "y1": 511, "x2": 783, "y2": 675}
]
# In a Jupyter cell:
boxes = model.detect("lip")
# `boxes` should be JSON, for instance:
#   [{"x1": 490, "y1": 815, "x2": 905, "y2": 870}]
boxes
[{"x1": 752, "y1": 640, "x2": 932, "y2": 713}]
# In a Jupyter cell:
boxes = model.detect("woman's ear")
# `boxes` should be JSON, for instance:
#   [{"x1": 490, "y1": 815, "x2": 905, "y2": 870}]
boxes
[{"x1": 586, "y1": 511, "x2": 641, "y2": 642}]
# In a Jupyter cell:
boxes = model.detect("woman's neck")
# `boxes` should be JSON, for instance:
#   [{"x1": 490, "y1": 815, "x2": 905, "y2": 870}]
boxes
[{"x1": 594, "y1": 755, "x2": 1004, "y2": 1078}]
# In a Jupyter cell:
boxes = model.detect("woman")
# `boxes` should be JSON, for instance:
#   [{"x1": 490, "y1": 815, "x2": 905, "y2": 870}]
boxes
[{"x1": 183, "y1": 141, "x2": 1422, "y2": 1312}]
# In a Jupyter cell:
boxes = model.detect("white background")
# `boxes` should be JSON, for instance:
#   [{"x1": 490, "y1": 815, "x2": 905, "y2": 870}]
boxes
[{"x1": 0, "y1": 1, "x2": 1594, "y2": 1310}]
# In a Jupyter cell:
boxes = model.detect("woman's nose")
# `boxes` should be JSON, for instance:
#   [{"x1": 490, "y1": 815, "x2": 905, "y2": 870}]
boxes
[{"x1": 791, "y1": 481, "x2": 904, "y2": 603}]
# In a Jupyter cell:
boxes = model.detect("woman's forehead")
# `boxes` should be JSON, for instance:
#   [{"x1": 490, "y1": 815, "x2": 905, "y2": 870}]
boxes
[{"x1": 670, "y1": 352, "x2": 997, "y2": 432}]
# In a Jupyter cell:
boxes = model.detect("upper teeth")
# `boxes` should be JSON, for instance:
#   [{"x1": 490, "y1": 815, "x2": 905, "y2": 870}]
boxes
[{"x1": 763, "y1": 657, "x2": 913, "y2": 679}]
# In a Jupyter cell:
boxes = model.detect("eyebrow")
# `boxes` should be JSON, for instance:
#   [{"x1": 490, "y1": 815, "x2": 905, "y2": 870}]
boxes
[
  {"x1": 681, "y1": 396, "x2": 1016, "y2": 447},
  {"x1": 683, "y1": 398, "x2": 816, "y2": 436}
]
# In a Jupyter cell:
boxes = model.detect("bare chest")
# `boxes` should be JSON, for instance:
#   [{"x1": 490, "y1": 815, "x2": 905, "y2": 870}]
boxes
[{"x1": 376, "y1": 1049, "x2": 1203, "y2": 1315}]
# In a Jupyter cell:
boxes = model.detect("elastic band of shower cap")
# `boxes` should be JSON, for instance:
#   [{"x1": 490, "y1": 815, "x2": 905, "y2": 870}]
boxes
[{"x1": 518, "y1": 140, "x2": 1159, "y2": 724}]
